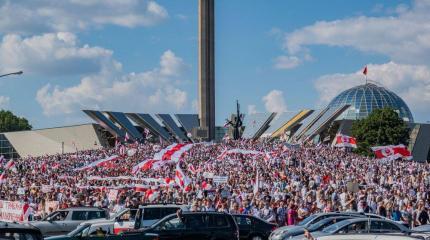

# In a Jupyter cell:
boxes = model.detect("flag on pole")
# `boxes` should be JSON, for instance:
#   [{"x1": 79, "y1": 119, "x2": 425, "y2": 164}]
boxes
[
  {"x1": 175, "y1": 163, "x2": 190, "y2": 190},
  {"x1": 334, "y1": 134, "x2": 357, "y2": 148},
  {"x1": 0, "y1": 172, "x2": 6, "y2": 184},
  {"x1": 125, "y1": 132, "x2": 130, "y2": 142},
  {"x1": 363, "y1": 66, "x2": 368, "y2": 75},
  {"x1": 4, "y1": 160, "x2": 15, "y2": 170},
  {"x1": 253, "y1": 169, "x2": 259, "y2": 194}
]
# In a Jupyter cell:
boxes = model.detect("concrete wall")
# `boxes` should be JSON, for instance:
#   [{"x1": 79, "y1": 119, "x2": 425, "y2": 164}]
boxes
[{"x1": 4, "y1": 124, "x2": 104, "y2": 157}]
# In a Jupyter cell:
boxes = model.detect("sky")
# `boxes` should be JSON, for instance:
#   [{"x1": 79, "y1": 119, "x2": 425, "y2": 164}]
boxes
[{"x1": 0, "y1": 0, "x2": 429, "y2": 129}]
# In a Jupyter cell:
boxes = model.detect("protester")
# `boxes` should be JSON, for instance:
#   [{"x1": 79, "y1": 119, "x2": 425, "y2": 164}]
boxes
[{"x1": 0, "y1": 139, "x2": 429, "y2": 228}]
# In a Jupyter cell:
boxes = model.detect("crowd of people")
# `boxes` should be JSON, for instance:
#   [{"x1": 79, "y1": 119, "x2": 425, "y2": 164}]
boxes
[{"x1": 1, "y1": 139, "x2": 430, "y2": 228}]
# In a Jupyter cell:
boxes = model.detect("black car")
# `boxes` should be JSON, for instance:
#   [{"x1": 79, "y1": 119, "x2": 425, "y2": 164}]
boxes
[
  {"x1": 125, "y1": 212, "x2": 239, "y2": 240},
  {"x1": 1, "y1": 221, "x2": 43, "y2": 240},
  {"x1": 233, "y1": 214, "x2": 277, "y2": 240}
]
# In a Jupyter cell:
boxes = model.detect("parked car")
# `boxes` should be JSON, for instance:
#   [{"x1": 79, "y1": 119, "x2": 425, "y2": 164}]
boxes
[
  {"x1": 1, "y1": 221, "x2": 43, "y2": 240},
  {"x1": 316, "y1": 233, "x2": 425, "y2": 240},
  {"x1": 45, "y1": 222, "x2": 114, "y2": 240},
  {"x1": 269, "y1": 216, "x2": 355, "y2": 240},
  {"x1": 29, "y1": 207, "x2": 109, "y2": 236},
  {"x1": 134, "y1": 204, "x2": 189, "y2": 229},
  {"x1": 291, "y1": 218, "x2": 411, "y2": 239},
  {"x1": 233, "y1": 214, "x2": 277, "y2": 240},
  {"x1": 125, "y1": 211, "x2": 239, "y2": 240},
  {"x1": 74, "y1": 208, "x2": 137, "y2": 235}
]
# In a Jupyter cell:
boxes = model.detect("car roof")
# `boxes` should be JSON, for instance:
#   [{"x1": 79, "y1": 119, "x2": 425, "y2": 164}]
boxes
[
  {"x1": 317, "y1": 233, "x2": 423, "y2": 240},
  {"x1": 59, "y1": 207, "x2": 106, "y2": 211},
  {"x1": 231, "y1": 214, "x2": 275, "y2": 224},
  {"x1": 0, "y1": 221, "x2": 41, "y2": 232},
  {"x1": 139, "y1": 204, "x2": 188, "y2": 209}
]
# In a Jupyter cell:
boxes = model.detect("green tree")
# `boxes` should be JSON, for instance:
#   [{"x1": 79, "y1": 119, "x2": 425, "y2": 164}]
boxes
[
  {"x1": 351, "y1": 108, "x2": 409, "y2": 156},
  {"x1": 0, "y1": 110, "x2": 32, "y2": 132}
]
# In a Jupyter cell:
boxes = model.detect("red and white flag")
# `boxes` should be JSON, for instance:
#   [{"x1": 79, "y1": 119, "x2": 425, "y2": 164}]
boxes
[
  {"x1": 371, "y1": 144, "x2": 412, "y2": 161},
  {"x1": 334, "y1": 134, "x2": 357, "y2": 148},
  {"x1": 119, "y1": 145, "x2": 126, "y2": 156},
  {"x1": 74, "y1": 155, "x2": 119, "y2": 171},
  {"x1": 4, "y1": 159, "x2": 15, "y2": 170},
  {"x1": 153, "y1": 143, "x2": 194, "y2": 162},
  {"x1": 187, "y1": 164, "x2": 197, "y2": 175},
  {"x1": 124, "y1": 132, "x2": 130, "y2": 142},
  {"x1": 52, "y1": 163, "x2": 60, "y2": 170},
  {"x1": 134, "y1": 184, "x2": 148, "y2": 193},
  {"x1": 0, "y1": 173, "x2": 6, "y2": 184},
  {"x1": 132, "y1": 159, "x2": 157, "y2": 174},
  {"x1": 175, "y1": 163, "x2": 190, "y2": 190}
]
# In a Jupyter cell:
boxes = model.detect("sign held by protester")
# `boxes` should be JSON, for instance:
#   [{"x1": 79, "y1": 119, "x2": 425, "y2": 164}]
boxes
[
  {"x1": 108, "y1": 189, "x2": 119, "y2": 201},
  {"x1": 213, "y1": 176, "x2": 228, "y2": 184}
]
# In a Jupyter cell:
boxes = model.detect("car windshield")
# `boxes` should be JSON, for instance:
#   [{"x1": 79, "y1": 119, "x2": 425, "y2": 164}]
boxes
[
  {"x1": 67, "y1": 224, "x2": 90, "y2": 237},
  {"x1": 322, "y1": 220, "x2": 350, "y2": 233},
  {"x1": 308, "y1": 219, "x2": 331, "y2": 231},
  {"x1": 298, "y1": 215, "x2": 318, "y2": 226}
]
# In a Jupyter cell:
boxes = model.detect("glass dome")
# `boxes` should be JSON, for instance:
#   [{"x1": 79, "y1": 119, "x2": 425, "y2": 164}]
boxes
[{"x1": 328, "y1": 83, "x2": 414, "y2": 122}]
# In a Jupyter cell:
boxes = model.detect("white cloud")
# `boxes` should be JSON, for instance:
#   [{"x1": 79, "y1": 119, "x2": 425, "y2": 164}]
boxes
[
  {"x1": 314, "y1": 61, "x2": 430, "y2": 117},
  {"x1": 0, "y1": 0, "x2": 168, "y2": 34},
  {"x1": 283, "y1": 0, "x2": 430, "y2": 64},
  {"x1": 36, "y1": 50, "x2": 189, "y2": 116},
  {"x1": 274, "y1": 55, "x2": 301, "y2": 69},
  {"x1": 247, "y1": 105, "x2": 258, "y2": 114},
  {"x1": 0, "y1": 32, "x2": 120, "y2": 75},
  {"x1": 0, "y1": 96, "x2": 10, "y2": 109},
  {"x1": 262, "y1": 90, "x2": 287, "y2": 112}
]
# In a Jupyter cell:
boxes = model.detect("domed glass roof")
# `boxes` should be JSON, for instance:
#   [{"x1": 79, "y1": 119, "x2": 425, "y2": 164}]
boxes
[{"x1": 328, "y1": 83, "x2": 414, "y2": 122}]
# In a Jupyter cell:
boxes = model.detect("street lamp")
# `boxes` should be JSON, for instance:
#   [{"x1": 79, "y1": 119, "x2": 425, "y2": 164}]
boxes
[{"x1": 0, "y1": 71, "x2": 23, "y2": 78}]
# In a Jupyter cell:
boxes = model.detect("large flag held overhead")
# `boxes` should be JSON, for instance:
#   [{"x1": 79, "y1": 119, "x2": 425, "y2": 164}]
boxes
[
  {"x1": 153, "y1": 143, "x2": 194, "y2": 162},
  {"x1": 371, "y1": 144, "x2": 412, "y2": 161},
  {"x1": 74, "y1": 155, "x2": 119, "y2": 171},
  {"x1": 334, "y1": 134, "x2": 357, "y2": 148},
  {"x1": 4, "y1": 160, "x2": 15, "y2": 170}
]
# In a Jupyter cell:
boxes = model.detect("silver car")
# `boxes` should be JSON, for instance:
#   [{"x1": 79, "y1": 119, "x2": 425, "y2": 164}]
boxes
[{"x1": 29, "y1": 207, "x2": 109, "y2": 236}]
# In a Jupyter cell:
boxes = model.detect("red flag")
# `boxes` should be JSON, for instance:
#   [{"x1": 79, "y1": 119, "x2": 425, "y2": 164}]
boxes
[
  {"x1": 334, "y1": 134, "x2": 357, "y2": 148},
  {"x1": 363, "y1": 66, "x2": 368, "y2": 75},
  {"x1": 371, "y1": 144, "x2": 412, "y2": 161}
]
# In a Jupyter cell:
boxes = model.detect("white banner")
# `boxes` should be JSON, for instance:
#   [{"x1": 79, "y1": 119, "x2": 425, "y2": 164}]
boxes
[
  {"x1": 203, "y1": 172, "x2": 214, "y2": 179},
  {"x1": 213, "y1": 176, "x2": 228, "y2": 184},
  {"x1": 17, "y1": 188, "x2": 25, "y2": 195},
  {"x1": 41, "y1": 185, "x2": 53, "y2": 193},
  {"x1": 0, "y1": 200, "x2": 25, "y2": 222}
]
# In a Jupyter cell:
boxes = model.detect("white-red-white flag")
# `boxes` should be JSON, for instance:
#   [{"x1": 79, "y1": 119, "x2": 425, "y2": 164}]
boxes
[
  {"x1": 371, "y1": 144, "x2": 412, "y2": 161},
  {"x1": 0, "y1": 173, "x2": 6, "y2": 184},
  {"x1": 4, "y1": 159, "x2": 15, "y2": 170},
  {"x1": 119, "y1": 145, "x2": 126, "y2": 156},
  {"x1": 125, "y1": 132, "x2": 130, "y2": 142},
  {"x1": 132, "y1": 159, "x2": 157, "y2": 174},
  {"x1": 334, "y1": 134, "x2": 357, "y2": 148},
  {"x1": 175, "y1": 163, "x2": 190, "y2": 190},
  {"x1": 187, "y1": 164, "x2": 197, "y2": 175},
  {"x1": 253, "y1": 169, "x2": 259, "y2": 194}
]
